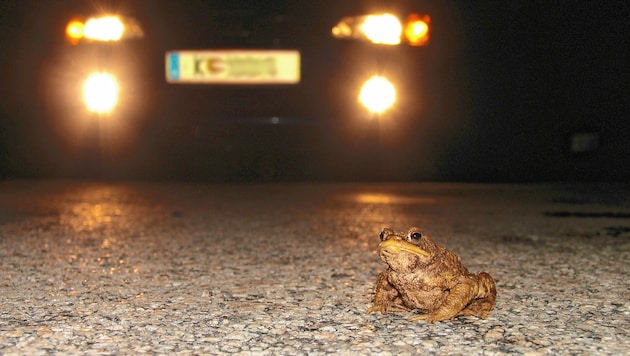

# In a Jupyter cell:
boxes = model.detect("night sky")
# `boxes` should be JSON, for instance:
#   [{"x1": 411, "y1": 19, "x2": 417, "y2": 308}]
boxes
[{"x1": 0, "y1": 1, "x2": 628, "y2": 182}]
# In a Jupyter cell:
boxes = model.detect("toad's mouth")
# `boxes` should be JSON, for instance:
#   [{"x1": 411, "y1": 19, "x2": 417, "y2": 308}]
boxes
[{"x1": 378, "y1": 238, "x2": 430, "y2": 259}]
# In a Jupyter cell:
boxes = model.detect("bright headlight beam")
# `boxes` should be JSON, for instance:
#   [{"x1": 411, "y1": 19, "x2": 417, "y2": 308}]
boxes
[
  {"x1": 83, "y1": 16, "x2": 125, "y2": 41},
  {"x1": 359, "y1": 76, "x2": 397, "y2": 114},
  {"x1": 65, "y1": 15, "x2": 143, "y2": 44},
  {"x1": 360, "y1": 14, "x2": 402, "y2": 45},
  {"x1": 83, "y1": 72, "x2": 119, "y2": 114}
]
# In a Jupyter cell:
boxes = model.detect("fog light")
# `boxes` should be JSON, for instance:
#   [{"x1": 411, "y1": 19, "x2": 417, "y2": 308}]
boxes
[
  {"x1": 83, "y1": 72, "x2": 119, "y2": 114},
  {"x1": 359, "y1": 76, "x2": 396, "y2": 114}
]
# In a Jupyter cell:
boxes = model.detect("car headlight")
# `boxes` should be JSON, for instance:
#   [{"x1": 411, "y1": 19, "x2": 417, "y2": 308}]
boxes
[
  {"x1": 332, "y1": 13, "x2": 430, "y2": 46},
  {"x1": 359, "y1": 14, "x2": 403, "y2": 45},
  {"x1": 65, "y1": 15, "x2": 144, "y2": 44},
  {"x1": 358, "y1": 76, "x2": 397, "y2": 114},
  {"x1": 83, "y1": 16, "x2": 125, "y2": 41}
]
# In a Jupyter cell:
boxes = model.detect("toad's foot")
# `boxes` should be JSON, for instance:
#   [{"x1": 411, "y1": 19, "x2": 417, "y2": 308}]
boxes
[
  {"x1": 367, "y1": 303, "x2": 409, "y2": 315},
  {"x1": 408, "y1": 312, "x2": 452, "y2": 323}
]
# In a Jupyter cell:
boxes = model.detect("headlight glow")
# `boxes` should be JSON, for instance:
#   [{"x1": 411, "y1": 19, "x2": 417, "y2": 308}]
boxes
[
  {"x1": 83, "y1": 16, "x2": 125, "y2": 42},
  {"x1": 360, "y1": 14, "x2": 402, "y2": 45},
  {"x1": 65, "y1": 15, "x2": 143, "y2": 44},
  {"x1": 332, "y1": 12, "x2": 430, "y2": 46},
  {"x1": 358, "y1": 76, "x2": 397, "y2": 114},
  {"x1": 83, "y1": 72, "x2": 119, "y2": 114}
]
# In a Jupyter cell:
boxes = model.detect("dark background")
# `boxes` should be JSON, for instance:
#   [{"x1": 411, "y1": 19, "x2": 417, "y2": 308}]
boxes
[{"x1": 0, "y1": 1, "x2": 628, "y2": 182}]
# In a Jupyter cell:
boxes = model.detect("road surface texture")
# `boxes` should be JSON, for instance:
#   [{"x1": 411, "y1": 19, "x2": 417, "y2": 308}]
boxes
[{"x1": 1, "y1": 180, "x2": 629, "y2": 354}]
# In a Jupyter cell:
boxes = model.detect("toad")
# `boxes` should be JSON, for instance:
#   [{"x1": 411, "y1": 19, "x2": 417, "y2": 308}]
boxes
[{"x1": 367, "y1": 227, "x2": 496, "y2": 322}]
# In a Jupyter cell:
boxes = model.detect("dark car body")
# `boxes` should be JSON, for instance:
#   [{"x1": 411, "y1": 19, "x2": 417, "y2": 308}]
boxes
[{"x1": 4, "y1": 0, "x2": 467, "y2": 181}]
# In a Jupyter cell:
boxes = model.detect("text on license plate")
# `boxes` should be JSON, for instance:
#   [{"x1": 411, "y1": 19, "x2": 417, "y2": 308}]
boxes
[{"x1": 166, "y1": 50, "x2": 300, "y2": 84}]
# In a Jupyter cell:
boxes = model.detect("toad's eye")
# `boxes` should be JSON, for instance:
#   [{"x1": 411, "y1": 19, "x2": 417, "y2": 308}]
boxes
[
  {"x1": 409, "y1": 231, "x2": 423, "y2": 241},
  {"x1": 379, "y1": 231, "x2": 386, "y2": 241}
]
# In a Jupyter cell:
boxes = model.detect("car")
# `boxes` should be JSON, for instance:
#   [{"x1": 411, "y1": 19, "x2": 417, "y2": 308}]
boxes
[{"x1": 9, "y1": 0, "x2": 448, "y2": 181}]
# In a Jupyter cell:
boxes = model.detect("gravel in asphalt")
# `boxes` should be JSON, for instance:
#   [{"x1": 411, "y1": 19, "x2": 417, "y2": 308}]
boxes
[{"x1": 1, "y1": 181, "x2": 629, "y2": 354}]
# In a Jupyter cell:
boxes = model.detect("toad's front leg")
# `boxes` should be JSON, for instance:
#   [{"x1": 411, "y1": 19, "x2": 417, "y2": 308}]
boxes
[{"x1": 367, "y1": 271, "x2": 408, "y2": 315}]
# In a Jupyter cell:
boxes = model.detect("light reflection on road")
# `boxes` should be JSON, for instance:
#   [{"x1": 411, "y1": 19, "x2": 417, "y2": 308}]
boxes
[
  {"x1": 56, "y1": 183, "x2": 146, "y2": 234},
  {"x1": 349, "y1": 193, "x2": 437, "y2": 205}
]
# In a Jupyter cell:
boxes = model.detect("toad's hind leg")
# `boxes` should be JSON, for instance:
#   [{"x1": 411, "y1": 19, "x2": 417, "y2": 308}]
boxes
[{"x1": 459, "y1": 272, "x2": 496, "y2": 318}]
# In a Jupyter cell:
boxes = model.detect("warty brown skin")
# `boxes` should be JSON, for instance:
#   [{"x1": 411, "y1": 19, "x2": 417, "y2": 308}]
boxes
[{"x1": 367, "y1": 227, "x2": 496, "y2": 322}]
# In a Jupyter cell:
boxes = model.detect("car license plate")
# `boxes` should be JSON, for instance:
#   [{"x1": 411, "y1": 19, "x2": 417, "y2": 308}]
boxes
[{"x1": 165, "y1": 50, "x2": 300, "y2": 84}]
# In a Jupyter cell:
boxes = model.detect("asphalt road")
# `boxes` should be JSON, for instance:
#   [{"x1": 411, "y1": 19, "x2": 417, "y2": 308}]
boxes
[{"x1": 1, "y1": 180, "x2": 629, "y2": 354}]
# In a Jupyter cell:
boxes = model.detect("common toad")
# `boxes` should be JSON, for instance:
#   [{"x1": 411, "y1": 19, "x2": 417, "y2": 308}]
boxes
[{"x1": 367, "y1": 227, "x2": 496, "y2": 322}]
